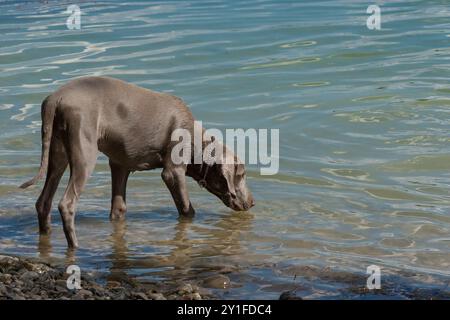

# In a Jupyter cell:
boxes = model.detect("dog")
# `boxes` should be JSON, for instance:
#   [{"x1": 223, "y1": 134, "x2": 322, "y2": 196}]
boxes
[{"x1": 21, "y1": 76, "x2": 254, "y2": 248}]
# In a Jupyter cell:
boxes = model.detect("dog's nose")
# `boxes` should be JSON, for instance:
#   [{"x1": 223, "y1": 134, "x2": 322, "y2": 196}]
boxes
[{"x1": 242, "y1": 199, "x2": 255, "y2": 211}]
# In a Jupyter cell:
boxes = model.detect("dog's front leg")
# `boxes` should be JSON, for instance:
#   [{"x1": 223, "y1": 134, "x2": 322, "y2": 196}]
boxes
[{"x1": 161, "y1": 165, "x2": 195, "y2": 217}]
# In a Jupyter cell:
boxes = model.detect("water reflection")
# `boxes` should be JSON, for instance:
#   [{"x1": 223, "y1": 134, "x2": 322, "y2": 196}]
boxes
[
  {"x1": 37, "y1": 234, "x2": 52, "y2": 260},
  {"x1": 35, "y1": 210, "x2": 255, "y2": 285},
  {"x1": 108, "y1": 220, "x2": 129, "y2": 282},
  {"x1": 115, "y1": 211, "x2": 254, "y2": 282}
]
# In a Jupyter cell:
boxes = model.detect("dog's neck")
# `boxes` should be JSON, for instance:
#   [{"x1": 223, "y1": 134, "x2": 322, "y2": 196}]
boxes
[
  {"x1": 186, "y1": 137, "x2": 219, "y2": 183},
  {"x1": 186, "y1": 163, "x2": 206, "y2": 182}
]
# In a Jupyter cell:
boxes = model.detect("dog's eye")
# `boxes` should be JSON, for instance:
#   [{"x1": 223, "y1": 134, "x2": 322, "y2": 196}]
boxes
[
  {"x1": 235, "y1": 164, "x2": 245, "y2": 176},
  {"x1": 236, "y1": 172, "x2": 245, "y2": 180}
]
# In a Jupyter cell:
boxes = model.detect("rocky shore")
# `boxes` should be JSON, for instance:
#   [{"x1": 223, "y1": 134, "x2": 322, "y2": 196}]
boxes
[{"x1": 0, "y1": 255, "x2": 211, "y2": 300}]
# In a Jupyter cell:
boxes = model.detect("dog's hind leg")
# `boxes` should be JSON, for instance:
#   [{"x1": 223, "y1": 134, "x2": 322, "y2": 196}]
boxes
[
  {"x1": 109, "y1": 160, "x2": 130, "y2": 221},
  {"x1": 35, "y1": 135, "x2": 68, "y2": 235},
  {"x1": 58, "y1": 124, "x2": 98, "y2": 248}
]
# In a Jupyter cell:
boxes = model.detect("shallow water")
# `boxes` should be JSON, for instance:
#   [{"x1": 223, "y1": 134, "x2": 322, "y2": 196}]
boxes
[{"x1": 0, "y1": 0, "x2": 449, "y2": 299}]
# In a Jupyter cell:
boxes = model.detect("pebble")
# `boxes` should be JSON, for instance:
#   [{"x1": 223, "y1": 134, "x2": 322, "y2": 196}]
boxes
[
  {"x1": 106, "y1": 281, "x2": 121, "y2": 288},
  {"x1": 279, "y1": 291, "x2": 303, "y2": 300},
  {"x1": 177, "y1": 283, "x2": 193, "y2": 295},
  {"x1": 55, "y1": 279, "x2": 67, "y2": 287},
  {"x1": 202, "y1": 275, "x2": 231, "y2": 289},
  {"x1": 78, "y1": 289, "x2": 93, "y2": 297},
  {"x1": 20, "y1": 271, "x2": 39, "y2": 281},
  {"x1": 55, "y1": 286, "x2": 68, "y2": 293},
  {"x1": 147, "y1": 292, "x2": 166, "y2": 300},
  {"x1": 191, "y1": 292, "x2": 202, "y2": 300},
  {"x1": 132, "y1": 292, "x2": 148, "y2": 300}
]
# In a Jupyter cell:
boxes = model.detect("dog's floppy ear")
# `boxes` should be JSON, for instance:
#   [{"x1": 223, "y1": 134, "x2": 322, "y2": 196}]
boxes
[
  {"x1": 235, "y1": 163, "x2": 245, "y2": 176},
  {"x1": 220, "y1": 163, "x2": 236, "y2": 196}
]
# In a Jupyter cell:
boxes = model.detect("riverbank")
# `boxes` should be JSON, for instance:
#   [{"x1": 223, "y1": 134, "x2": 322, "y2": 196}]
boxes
[
  {"x1": 0, "y1": 254, "x2": 211, "y2": 300},
  {"x1": 2, "y1": 254, "x2": 449, "y2": 300}
]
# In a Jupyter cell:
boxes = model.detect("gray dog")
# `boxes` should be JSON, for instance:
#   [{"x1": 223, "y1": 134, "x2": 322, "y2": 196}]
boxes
[{"x1": 21, "y1": 76, "x2": 254, "y2": 248}]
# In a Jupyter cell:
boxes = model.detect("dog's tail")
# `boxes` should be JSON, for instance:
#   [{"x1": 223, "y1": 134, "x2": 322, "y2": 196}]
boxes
[{"x1": 20, "y1": 95, "x2": 58, "y2": 189}]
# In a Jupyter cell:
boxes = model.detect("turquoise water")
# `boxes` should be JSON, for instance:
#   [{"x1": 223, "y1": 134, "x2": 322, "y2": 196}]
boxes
[{"x1": 0, "y1": 0, "x2": 449, "y2": 299}]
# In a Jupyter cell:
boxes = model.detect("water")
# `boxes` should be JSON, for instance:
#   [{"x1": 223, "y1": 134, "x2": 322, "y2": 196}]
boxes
[{"x1": 0, "y1": 0, "x2": 449, "y2": 299}]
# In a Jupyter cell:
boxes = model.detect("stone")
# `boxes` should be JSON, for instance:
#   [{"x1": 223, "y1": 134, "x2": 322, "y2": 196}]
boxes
[
  {"x1": 202, "y1": 275, "x2": 231, "y2": 289},
  {"x1": 177, "y1": 283, "x2": 193, "y2": 295},
  {"x1": 191, "y1": 292, "x2": 202, "y2": 300},
  {"x1": 55, "y1": 285, "x2": 68, "y2": 293},
  {"x1": 106, "y1": 280, "x2": 121, "y2": 288},
  {"x1": 0, "y1": 255, "x2": 19, "y2": 263},
  {"x1": 78, "y1": 289, "x2": 93, "y2": 297},
  {"x1": 279, "y1": 291, "x2": 302, "y2": 300},
  {"x1": 20, "y1": 271, "x2": 39, "y2": 281},
  {"x1": 132, "y1": 292, "x2": 148, "y2": 300},
  {"x1": 147, "y1": 292, "x2": 166, "y2": 300},
  {"x1": 91, "y1": 287, "x2": 106, "y2": 296},
  {"x1": 55, "y1": 279, "x2": 67, "y2": 287}
]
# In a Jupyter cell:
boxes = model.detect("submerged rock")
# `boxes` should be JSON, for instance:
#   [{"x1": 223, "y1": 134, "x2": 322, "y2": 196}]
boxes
[
  {"x1": 279, "y1": 290, "x2": 303, "y2": 300},
  {"x1": 202, "y1": 274, "x2": 231, "y2": 289}
]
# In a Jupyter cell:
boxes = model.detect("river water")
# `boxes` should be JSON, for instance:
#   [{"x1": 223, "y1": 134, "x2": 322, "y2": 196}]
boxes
[{"x1": 0, "y1": 0, "x2": 449, "y2": 299}]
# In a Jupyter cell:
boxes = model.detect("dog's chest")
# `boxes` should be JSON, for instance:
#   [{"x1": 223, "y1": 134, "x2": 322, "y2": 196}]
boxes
[{"x1": 98, "y1": 140, "x2": 164, "y2": 171}]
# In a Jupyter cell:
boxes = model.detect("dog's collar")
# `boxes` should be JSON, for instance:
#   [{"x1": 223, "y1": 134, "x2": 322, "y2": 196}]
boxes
[{"x1": 198, "y1": 164, "x2": 210, "y2": 188}]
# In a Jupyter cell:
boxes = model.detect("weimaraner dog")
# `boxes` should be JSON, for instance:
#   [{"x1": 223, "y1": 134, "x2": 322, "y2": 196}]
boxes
[{"x1": 21, "y1": 76, "x2": 254, "y2": 248}]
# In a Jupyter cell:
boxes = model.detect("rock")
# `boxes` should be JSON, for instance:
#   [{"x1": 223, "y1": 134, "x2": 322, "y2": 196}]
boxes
[
  {"x1": 147, "y1": 292, "x2": 166, "y2": 300},
  {"x1": 0, "y1": 273, "x2": 12, "y2": 283},
  {"x1": 55, "y1": 285, "x2": 68, "y2": 293},
  {"x1": 55, "y1": 279, "x2": 67, "y2": 288},
  {"x1": 202, "y1": 275, "x2": 231, "y2": 289},
  {"x1": 13, "y1": 294, "x2": 26, "y2": 300},
  {"x1": 12, "y1": 287, "x2": 22, "y2": 294},
  {"x1": 91, "y1": 287, "x2": 106, "y2": 296},
  {"x1": 279, "y1": 291, "x2": 303, "y2": 300},
  {"x1": 131, "y1": 292, "x2": 148, "y2": 300},
  {"x1": 14, "y1": 280, "x2": 24, "y2": 286},
  {"x1": 18, "y1": 268, "x2": 28, "y2": 275},
  {"x1": 20, "y1": 271, "x2": 39, "y2": 281},
  {"x1": 106, "y1": 281, "x2": 121, "y2": 288},
  {"x1": 0, "y1": 255, "x2": 19, "y2": 263},
  {"x1": 0, "y1": 254, "x2": 216, "y2": 300},
  {"x1": 112, "y1": 292, "x2": 126, "y2": 300},
  {"x1": 191, "y1": 292, "x2": 202, "y2": 300},
  {"x1": 30, "y1": 287, "x2": 40, "y2": 295},
  {"x1": 0, "y1": 283, "x2": 7, "y2": 295},
  {"x1": 197, "y1": 287, "x2": 213, "y2": 297},
  {"x1": 78, "y1": 289, "x2": 93, "y2": 297},
  {"x1": 177, "y1": 283, "x2": 193, "y2": 295}
]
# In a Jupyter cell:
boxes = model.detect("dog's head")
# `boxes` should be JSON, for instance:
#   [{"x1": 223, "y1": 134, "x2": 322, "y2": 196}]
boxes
[{"x1": 188, "y1": 142, "x2": 255, "y2": 211}]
